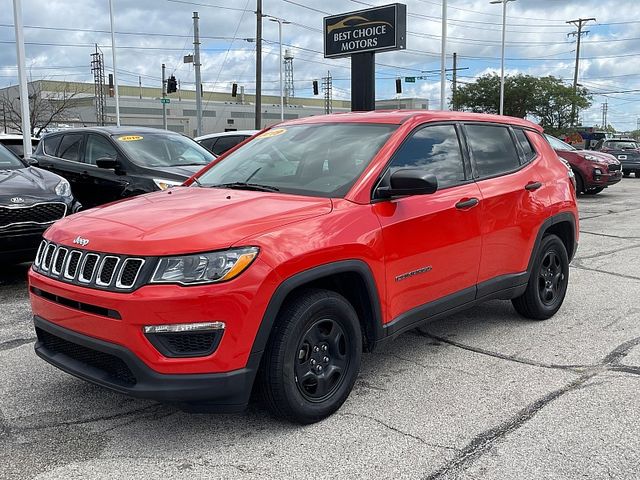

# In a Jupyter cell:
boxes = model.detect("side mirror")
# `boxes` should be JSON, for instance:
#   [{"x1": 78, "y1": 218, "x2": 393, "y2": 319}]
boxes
[
  {"x1": 377, "y1": 169, "x2": 438, "y2": 198},
  {"x1": 96, "y1": 157, "x2": 119, "y2": 169}
]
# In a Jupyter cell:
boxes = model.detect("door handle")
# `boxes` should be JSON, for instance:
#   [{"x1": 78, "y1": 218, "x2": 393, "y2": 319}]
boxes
[
  {"x1": 525, "y1": 181, "x2": 543, "y2": 191},
  {"x1": 455, "y1": 198, "x2": 479, "y2": 210}
]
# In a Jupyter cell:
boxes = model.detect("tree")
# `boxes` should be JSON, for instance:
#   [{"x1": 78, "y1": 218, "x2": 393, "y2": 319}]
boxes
[
  {"x1": 451, "y1": 73, "x2": 591, "y2": 134},
  {"x1": 0, "y1": 81, "x2": 83, "y2": 137}
]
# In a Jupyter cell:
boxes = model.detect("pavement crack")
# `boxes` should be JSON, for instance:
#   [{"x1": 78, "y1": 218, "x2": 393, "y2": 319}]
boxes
[
  {"x1": 423, "y1": 375, "x2": 595, "y2": 480},
  {"x1": 413, "y1": 330, "x2": 587, "y2": 372},
  {"x1": 580, "y1": 230, "x2": 640, "y2": 240},
  {"x1": 570, "y1": 264, "x2": 640, "y2": 282},
  {"x1": 0, "y1": 337, "x2": 35, "y2": 352},
  {"x1": 338, "y1": 412, "x2": 461, "y2": 452}
]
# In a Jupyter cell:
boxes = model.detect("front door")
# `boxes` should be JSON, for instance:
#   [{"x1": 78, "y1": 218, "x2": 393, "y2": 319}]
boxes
[
  {"x1": 373, "y1": 123, "x2": 483, "y2": 323},
  {"x1": 81, "y1": 134, "x2": 130, "y2": 208}
]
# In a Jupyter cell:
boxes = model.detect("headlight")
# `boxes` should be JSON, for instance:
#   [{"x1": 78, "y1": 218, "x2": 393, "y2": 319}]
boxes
[
  {"x1": 583, "y1": 154, "x2": 600, "y2": 162},
  {"x1": 153, "y1": 178, "x2": 183, "y2": 190},
  {"x1": 54, "y1": 178, "x2": 72, "y2": 197},
  {"x1": 151, "y1": 247, "x2": 259, "y2": 285}
]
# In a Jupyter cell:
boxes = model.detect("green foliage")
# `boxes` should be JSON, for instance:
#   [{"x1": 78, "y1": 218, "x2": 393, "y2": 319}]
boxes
[{"x1": 451, "y1": 73, "x2": 592, "y2": 132}]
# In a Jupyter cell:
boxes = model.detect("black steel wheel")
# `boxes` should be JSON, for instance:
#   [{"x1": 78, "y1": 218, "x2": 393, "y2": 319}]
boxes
[
  {"x1": 259, "y1": 288, "x2": 361, "y2": 424},
  {"x1": 512, "y1": 234, "x2": 569, "y2": 320}
]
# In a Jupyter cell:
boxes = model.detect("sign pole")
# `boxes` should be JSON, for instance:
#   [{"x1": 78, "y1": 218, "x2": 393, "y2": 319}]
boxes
[
  {"x1": 351, "y1": 53, "x2": 375, "y2": 111},
  {"x1": 162, "y1": 63, "x2": 167, "y2": 130}
]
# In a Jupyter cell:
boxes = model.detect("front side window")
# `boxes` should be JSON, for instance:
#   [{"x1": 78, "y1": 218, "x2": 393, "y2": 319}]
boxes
[
  {"x1": 387, "y1": 124, "x2": 466, "y2": 189},
  {"x1": 196, "y1": 123, "x2": 397, "y2": 198},
  {"x1": 58, "y1": 134, "x2": 84, "y2": 162},
  {"x1": 84, "y1": 135, "x2": 118, "y2": 165},
  {"x1": 465, "y1": 124, "x2": 520, "y2": 178},
  {"x1": 114, "y1": 133, "x2": 215, "y2": 168},
  {"x1": 43, "y1": 135, "x2": 62, "y2": 156}
]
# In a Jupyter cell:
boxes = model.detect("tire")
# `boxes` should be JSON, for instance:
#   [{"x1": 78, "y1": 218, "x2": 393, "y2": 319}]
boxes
[
  {"x1": 259, "y1": 288, "x2": 362, "y2": 424},
  {"x1": 623, "y1": 171, "x2": 630, "y2": 177},
  {"x1": 512, "y1": 234, "x2": 569, "y2": 320},
  {"x1": 584, "y1": 186, "x2": 605, "y2": 195},
  {"x1": 574, "y1": 172, "x2": 584, "y2": 194}
]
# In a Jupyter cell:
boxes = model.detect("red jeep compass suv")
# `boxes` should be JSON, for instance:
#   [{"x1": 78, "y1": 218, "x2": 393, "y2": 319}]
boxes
[{"x1": 29, "y1": 111, "x2": 578, "y2": 424}]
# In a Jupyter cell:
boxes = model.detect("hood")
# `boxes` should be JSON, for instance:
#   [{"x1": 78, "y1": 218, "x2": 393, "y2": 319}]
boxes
[
  {"x1": 45, "y1": 186, "x2": 333, "y2": 255},
  {"x1": 575, "y1": 150, "x2": 620, "y2": 164},
  {"x1": 148, "y1": 164, "x2": 206, "y2": 180},
  {"x1": 0, "y1": 166, "x2": 64, "y2": 204}
]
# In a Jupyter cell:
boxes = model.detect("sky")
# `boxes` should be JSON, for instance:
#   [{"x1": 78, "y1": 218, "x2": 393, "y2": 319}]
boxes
[{"x1": 2, "y1": 0, "x2": 640, "y2": 131}]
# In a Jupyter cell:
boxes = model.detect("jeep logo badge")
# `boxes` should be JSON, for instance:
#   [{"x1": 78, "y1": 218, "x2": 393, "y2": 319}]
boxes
[
  {"x1": 73, "y1": 236, "x2": 90, "y2": 247},
  {"x1": 10, "y1": 197, "x2": 24, "y2": 204}
]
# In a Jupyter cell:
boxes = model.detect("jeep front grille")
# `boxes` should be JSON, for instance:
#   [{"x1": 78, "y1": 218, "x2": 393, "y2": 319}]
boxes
[{"x1": 33, "y1": 240, "x2": 148, "y2": 292}]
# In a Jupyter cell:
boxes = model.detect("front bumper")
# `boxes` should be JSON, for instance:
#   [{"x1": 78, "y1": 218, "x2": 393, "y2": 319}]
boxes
[
  {"x1": 0, "y1": 225, "x2": 48, "y2": 262},
  {"x1": 34, "y1": 316, "x2": 259, "y2": 409}
]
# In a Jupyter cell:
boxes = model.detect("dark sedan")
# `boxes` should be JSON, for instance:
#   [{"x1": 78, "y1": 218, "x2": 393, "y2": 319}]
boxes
[
  {"x1": 32, "y1": 127, "x2": 216, "y2": 209},
  {"x1": 595, "y1": 139, "x2": 640, "y2": 177},
  {"x1": 0, "y1": 144, "x2": 78, "y2": 264}
]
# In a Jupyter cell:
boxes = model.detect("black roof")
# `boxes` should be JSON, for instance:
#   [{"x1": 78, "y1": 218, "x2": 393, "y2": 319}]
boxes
[{"x1": 41, "y1": 126, "x2": 184, "y2": 137}]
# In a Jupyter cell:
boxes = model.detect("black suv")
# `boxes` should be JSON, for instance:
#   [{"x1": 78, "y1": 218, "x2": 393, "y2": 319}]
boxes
[{"x1": 32, "y1": 127, "x2": 216, "y2": 209}]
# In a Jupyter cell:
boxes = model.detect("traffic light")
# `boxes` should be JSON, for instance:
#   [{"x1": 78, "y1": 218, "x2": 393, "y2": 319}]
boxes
[
  {"x1": 231, "y1": 83, "x2": 238, "y2": 97},
  {"x1": 313, "y1": 80, "x2": 319, "y2": 95},
  {"x1": 395, "y1": 78, "x2": 402, "y2": 94},
  {"x1": 167, "y1": 75, "x2": 177, "y2": 94}
]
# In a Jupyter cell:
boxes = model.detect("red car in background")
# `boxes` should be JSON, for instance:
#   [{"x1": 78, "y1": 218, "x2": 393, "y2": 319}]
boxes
[{"x1": 546, "y1": 134, "x2": 622, "y2": 195}]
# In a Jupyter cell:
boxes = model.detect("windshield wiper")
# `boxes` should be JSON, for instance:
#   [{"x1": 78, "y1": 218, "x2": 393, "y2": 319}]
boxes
[{"x1": 210, "y1": 182, "x2": 280, "y2": 192}]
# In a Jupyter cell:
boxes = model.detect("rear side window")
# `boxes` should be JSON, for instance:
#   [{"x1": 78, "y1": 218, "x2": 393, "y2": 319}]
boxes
[
  {"x1": 465, "y1": 124, "x2": 520, "y2": 178},
  {"x1": 58, "y1": 134, "x2": 84, "y2": 162},
  {"x1": 514, "y1": 129, "x2": 536, "y2": 163},
  {"x1": 43, "y1": 135, "x2": 63, "y2": 156},
  {"x1": 388, "y1": 124, "x2": 466, "y2": 189},
  {"x1": 211, "y1": 136, "x2": 243, "y2": 155}
]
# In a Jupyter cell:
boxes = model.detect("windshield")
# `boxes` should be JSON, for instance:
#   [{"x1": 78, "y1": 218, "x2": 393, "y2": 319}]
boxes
[
  {"x1": 113, "y1": 133, "x2": 215, "y2": 168},
  {"x1": 604, "y1": 141, "x2": 638, "y2": 150},
  {"x1": 545, "y1": 134, "x2": 576, "y2": 151},
  {"x1": 0, "y1": 144, "x2": 26, "y2": 169},
  {"x1": 196, "y1": 123, "x2": 398, "y2": 198}
]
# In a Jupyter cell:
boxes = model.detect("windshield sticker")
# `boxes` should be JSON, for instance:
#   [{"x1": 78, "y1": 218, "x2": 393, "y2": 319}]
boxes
[
  {"x1": 118, "y1": 135, "x2": 143, "y2": 142},
  {"x1": 257, "y1": 128, "x2": 287, "y2": 139}
]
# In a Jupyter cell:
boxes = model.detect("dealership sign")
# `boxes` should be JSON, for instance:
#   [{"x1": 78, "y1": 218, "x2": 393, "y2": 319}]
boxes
[{"x1": 323, "y1": 4, "x2": 407, "y2": 59}]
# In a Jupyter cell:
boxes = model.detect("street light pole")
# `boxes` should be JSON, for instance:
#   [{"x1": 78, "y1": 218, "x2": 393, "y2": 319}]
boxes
[
  {"x1": 267, "y1": 16, "x2": 290, "y2": 122},
  {"x1": 440, "y1": 0, "x2": 447, "y2": 110},
  {"x1": 12, "y1": 0, "x2": 32, "y2": 156},
  {"x1": 108, "y1": 0, "x2": 121, "y2": 126},
  {"x1": 491, "y1": 0, "x2": 515, "y2": 116}
]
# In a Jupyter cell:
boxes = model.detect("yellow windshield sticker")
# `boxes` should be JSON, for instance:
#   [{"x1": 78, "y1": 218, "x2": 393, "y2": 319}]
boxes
[
  {"x1": 257, "y1": 128, "x2": 286, "y2": 139},
  {"x1": 118, "y1": 135, "x2": 143, "y2": 142}
]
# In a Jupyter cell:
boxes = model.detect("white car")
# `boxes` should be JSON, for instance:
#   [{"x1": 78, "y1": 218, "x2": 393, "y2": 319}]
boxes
[
  {"x1": 195, "y1": 130, "x2": 259, "y2": 156},
  {"x1": 0, "y1": 134, "x2": 39, "y2": 159}
]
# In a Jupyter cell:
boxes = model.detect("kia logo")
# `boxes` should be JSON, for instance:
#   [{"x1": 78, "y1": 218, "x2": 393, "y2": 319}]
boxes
[
  {"x1": 10, "y1": 197, "x2": 24, "y2": 204},
  {"x1": 73, "y1": 236, "x2": 90, "y2": 247}
]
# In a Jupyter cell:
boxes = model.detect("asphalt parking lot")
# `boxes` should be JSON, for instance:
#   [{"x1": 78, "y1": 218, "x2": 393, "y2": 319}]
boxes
[{"x1": 1, "y1": 179, "x2": 640, "y2": 480}]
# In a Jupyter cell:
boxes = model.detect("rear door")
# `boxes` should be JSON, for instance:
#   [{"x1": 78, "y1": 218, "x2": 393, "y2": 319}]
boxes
[
  {"x1": 463, "y1": 123, "x2": 547, "y2": 295},
  {"x1": 37, "y1": 133, "x2": 86, "y2": 195},
  {"x1": 373, "y1": 123, "x2": 483, "y2": 323}
]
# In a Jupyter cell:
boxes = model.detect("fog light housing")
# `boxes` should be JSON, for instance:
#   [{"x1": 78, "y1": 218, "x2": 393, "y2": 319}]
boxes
[
  {"x1": 144, "y1": 322, "x2": 225, "y2": 358},
  {"x1": 594, "y1": 168, "x2": 602, "y2": 175}
]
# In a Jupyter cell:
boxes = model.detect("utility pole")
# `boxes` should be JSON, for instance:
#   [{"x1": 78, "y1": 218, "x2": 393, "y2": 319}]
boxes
[
  {"x1": 255, "y1": 0, "x2": 262, "y2": 129},
  {"x1": 567, "y1": 17, "x2": 595, "y2": 126},
  {"x1": 12, "y1": 0, "x2": 32, "y2": 155},
  {"x1": 138, "y1": 76, "x2": 142, "y2": 99},
  {"x1": 601, "y1": 101, "x2": 608, "y2": 129},
  {"x1": 162, "y1": 63, "x2": 167, "y2": 130},
  {"x1": 323, "y1": 71, "x2": 332, "y2": 114},
  {"x1": 193, "y1": 11, "x2": 203, "y2": 137},
  {"x1": 452, "y1": 52, "x2": 457, "y2": 111},
  {"x1": 440, "y1": 0, "x2": 447, "y2": 110}
]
